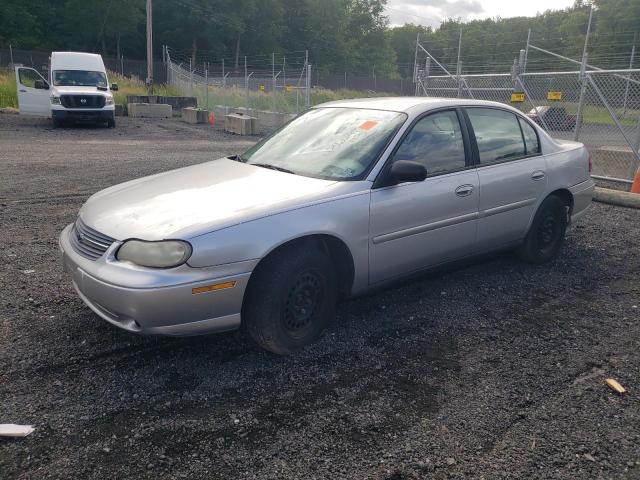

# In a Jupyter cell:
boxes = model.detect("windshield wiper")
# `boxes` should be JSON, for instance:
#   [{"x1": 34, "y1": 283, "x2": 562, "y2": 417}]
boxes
[{"x1": 250, "y1": 163, "x2": 295, "y2": 175}]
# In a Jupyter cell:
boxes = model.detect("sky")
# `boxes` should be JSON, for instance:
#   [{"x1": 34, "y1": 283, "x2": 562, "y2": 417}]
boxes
[{"x1": 385, "y1": 0, "x2": 576, "y2": 28}]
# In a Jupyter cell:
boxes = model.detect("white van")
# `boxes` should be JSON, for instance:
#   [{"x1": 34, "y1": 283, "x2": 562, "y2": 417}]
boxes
[{"x1": 15, "y1": 51, "x2": 118, "y2": 128}]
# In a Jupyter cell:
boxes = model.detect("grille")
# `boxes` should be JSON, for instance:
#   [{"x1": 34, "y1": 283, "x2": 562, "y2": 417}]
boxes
[
  {"x1": 60, "y1": 95, "x2": 106, "y2": 109},
  {"x1": 69, "y1": 218, "x2": 115, "y2": 260}
]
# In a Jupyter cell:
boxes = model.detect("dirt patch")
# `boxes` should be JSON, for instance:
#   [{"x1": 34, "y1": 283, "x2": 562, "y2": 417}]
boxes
[{"x1": 1, "y1": 114, "x2": 639, "y2": 479}]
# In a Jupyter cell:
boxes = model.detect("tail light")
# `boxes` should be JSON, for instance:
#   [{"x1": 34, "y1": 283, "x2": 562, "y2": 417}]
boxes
[{"x1": 588, "y1": 154, "x2": 592, "y2": 173}]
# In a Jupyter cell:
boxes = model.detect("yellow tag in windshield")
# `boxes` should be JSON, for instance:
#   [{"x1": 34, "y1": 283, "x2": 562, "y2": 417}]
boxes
[{"x1": 360, "y1": 120, "x2": 378, "y2": 131}]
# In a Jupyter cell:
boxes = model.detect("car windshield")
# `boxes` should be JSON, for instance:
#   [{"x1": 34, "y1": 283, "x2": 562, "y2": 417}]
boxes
[
  {"x1": 239, "y1": 107, "x2": 407, "y2": 180},
  {"x1": 52, "y1": 70, "x2": 107, "y2": 87}
]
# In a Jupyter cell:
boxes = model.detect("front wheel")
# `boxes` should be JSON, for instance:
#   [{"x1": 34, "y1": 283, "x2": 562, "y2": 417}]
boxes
[
  {"x1": 517, "y1": 195, "x2": 568, "y2": 264},
  {"x1": 243, "y1": 243, "x2": 338, "y2": 355},
  {"x1": 106, "y1": 116, "x2": 116, "y2": 128}
]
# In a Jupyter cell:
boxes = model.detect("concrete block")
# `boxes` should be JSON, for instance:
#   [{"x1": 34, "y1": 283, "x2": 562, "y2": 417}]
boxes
[
  {"x1": 128, "y1": 103, "x2": 172, "y2": 118},
  {"x1": 225, "y1": 113, "x2": 257, "y2": 135},
  {"x1": 126, "y1": 95, "x2": 197, "y2": 113},
  {"x1": 182, "y1": 107, "x2": 209, "y2": 124}
]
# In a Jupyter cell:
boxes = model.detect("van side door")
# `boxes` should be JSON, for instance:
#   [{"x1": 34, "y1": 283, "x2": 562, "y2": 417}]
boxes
[
  {"x1": 463, "y1": 107, "x2": 546, "y2": 251},
  {"x1": 15, "y1": 67, "x2": 51, "y2": 117}
]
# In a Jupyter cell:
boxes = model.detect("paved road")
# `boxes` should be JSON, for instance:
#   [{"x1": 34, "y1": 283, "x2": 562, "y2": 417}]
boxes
[{"x1": 1, "y1": 114, "x2": 639, "y2": 479}]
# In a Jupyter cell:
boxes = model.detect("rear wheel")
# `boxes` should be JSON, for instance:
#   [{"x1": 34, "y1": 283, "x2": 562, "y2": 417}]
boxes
[
  {"x1": 517, "y1": 195, "x2": 568, "y2": 264},
  {"x1": 243, "y1": 243, "x2": 338, "y2": 355}
]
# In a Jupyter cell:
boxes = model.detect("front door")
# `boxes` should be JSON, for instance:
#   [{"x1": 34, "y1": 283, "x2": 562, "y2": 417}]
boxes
[
  {"x1": 15, "y1": 67, "x2": 51, "y2": 117},
  {"x1": 369, "y1": 109, "x2": 480, "y2": 285}
]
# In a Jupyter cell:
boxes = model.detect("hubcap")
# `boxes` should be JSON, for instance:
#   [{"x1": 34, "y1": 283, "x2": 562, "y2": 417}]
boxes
[
  {"x1": 537, "y1": 213, "x2": 558, "y2": 251},
  {"x1": 283, "y1": 272, "x2": 323, "y2": 334}
]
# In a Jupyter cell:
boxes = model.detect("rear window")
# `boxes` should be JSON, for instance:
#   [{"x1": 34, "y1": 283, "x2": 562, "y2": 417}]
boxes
[{"x1": 467, "y1": 108, "x2": 526, "y2": 164}]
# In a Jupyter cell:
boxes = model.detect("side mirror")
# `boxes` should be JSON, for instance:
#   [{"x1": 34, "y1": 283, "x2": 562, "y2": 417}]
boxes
[
  {"x1": 388, "y1": 160, "x2": 427, "y2": 185},
  {"x1": 111, "y1": 83, "x2": 119, "y2": 91},
  {"x1": 34, "y1": 79, "x2": 49, "y2": 90}
]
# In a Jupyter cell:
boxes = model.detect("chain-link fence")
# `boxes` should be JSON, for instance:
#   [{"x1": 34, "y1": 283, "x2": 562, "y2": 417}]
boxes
[
  {"x1": 415, "y1": 61, "x2": 640, "y2": 184},
  {"x1": 166, "y1": 48, "x2": 311, "y2": 132}
]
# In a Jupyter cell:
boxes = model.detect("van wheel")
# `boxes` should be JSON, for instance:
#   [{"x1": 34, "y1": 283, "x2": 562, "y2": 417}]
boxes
[
  {"x1": 243, "y1": 243, "x2": 337, "y2": 355},
  {"x1": 52, "y1": 118, "x2": 62, "y2": 128},
  {"x1": 517, "y1": 195, "x2": 567, "y2": 264},
  {"x1": 107, "y1": 117, "x2": 116, "y2": 128}
]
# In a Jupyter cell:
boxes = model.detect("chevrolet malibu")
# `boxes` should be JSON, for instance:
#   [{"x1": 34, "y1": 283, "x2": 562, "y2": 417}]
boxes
[{"x1": 60, "y1": 98, "x2": 595, "y2": 354}]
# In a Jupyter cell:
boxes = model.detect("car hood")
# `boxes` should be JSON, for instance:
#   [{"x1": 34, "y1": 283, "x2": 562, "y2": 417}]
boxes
[
  {"x1": 52, "y1": 86, "x2": 110, "y2": 95},
  {"x1": 80, "y1": 158, "x2": 352, "y2": 240}
]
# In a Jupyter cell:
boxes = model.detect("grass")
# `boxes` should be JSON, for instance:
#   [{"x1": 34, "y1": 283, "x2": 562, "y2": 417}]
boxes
[
  {"x1": 107, "y1": 72, "x2": 180, "y2": 105},
  {"x1": 0, "y1": 69, "x2": 18, "y2": 109},
  {"x1": 183, "y1": 84, "x2": 389, "y2": 115},
  {"x1": 1, "y1": 68, "x2": 637, "y2": 129}
]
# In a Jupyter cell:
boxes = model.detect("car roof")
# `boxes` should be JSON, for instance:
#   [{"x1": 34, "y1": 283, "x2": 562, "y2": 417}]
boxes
[{"x1": 315, "y1": 96, "x2": 521, "y2": 114}]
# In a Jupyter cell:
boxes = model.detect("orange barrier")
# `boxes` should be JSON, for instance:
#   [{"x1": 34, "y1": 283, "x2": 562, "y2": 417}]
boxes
[
  {"x1": 208, "y1": 112, "x2": 215, "y2": 126},
  {"x1": 631, "y1": 167, "x2": 640, "y2": 194}
]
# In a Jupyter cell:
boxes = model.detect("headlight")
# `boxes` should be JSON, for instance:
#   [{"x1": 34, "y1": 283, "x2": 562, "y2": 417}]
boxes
[
  {"x1": 116, "y1": 240, "x2": 192, "y2": 268},
  {"x1": 105, "y1": 96, "x2": 114, "y2": 105},
  {"x1": 50, "y1": 95, "x2": 61, "y2": 105}
]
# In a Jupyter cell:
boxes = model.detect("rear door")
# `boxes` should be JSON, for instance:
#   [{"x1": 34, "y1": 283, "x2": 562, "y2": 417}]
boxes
[
  {"x1": 369, "y1": 108, "x2": 480, "y2": 284},
  {"x1": 15, "y1": 67, "x2": 51, "y2": 117},
  {"x1": 464, "y1": 107, "x2": 546, "y2": 251}
]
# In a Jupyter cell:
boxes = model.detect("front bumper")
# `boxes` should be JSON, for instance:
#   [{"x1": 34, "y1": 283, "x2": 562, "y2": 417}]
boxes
[
  {"x1": 52, "y1": 108, "x2": 114, "y2": 123},
  {"x1": 59, "y1": 224, "x2": 253, "y2": 336}
]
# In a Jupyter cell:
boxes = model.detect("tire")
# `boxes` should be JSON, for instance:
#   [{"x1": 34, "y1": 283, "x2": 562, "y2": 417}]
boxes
[
  {"x1": 243, "y1": 243, "x2": 338, "y2": 355},
  {"x1": 107, "y1": 116, "x2": 116, "y2": 128},
  {"x1": 52, "y1": 118, "x2": 62, "y2": 128},
  {"x1": 517, "y1": 195, "x2": 568, "y2": 264}
]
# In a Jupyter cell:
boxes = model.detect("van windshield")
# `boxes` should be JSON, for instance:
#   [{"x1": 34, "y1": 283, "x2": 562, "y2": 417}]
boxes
[{"x1": 53, "y1": 70, "x2": 107, "y2": 87}]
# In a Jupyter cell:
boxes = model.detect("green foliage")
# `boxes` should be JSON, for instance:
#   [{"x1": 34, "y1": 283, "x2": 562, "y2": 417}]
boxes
[
  {"x1": 0, "y1": 0, "x2": 638, "y2": 77},
  {"x1": 0, "y1": 69, "x2": 18, "y2": 108}
]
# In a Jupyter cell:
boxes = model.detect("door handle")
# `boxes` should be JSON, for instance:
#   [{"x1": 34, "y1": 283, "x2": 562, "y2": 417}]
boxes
[
  {"x1": 455, "y1": 184, "x2": 474, "y2": 197},
  {"x1": 531, "y1": 170, "x2": 545, "y2": 181},
  {"x1": 19, "y1": 89, "x2": 27, "y2": 93}
]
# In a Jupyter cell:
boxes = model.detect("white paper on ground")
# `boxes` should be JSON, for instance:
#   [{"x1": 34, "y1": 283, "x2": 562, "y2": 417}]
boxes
[{"x1": 0, "y1": 424, "x2": 35, "y2": 437}]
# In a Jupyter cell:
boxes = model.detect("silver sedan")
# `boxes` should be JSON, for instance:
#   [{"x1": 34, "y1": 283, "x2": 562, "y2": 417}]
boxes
[{"x1": 60, "y1": 98, "x2": 595, "y2": 354}]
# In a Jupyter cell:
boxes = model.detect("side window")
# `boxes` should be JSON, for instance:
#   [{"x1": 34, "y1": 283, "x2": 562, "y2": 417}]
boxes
[
  {"x1": 518, "y1": 117, "x2": 540, "y2": 155},
  {"x1": 393, "y1": 110, "x2": 466, "y2": 176},
  {"x1": 467, "y1": 108, "x2": 526, "y2": 164},
  {"x1": 18, "y1": 68, "x2": 43, "y2": 88}
]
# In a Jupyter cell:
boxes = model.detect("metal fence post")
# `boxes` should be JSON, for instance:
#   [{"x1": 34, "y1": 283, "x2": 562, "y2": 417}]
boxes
[
  {"x1": 623, "y1": 41, "x2": 636, "y2": 115},
  {"x1": 574, "y1": 7, "x2": 593, "y2": 141},
  {"x1": 305, "y1": 63, "x2": 312, "y2": 108},
  {"x1": 189, "y1": 58, "x2": 193, "y2": 96},
  {"x1": 244, "y1": 56, "x2": 248, "y2": 110},
  {"x1": 272, "y1": 52, "x2": 276, "y2": 113},
  {"x1": 574, "y1": 54, "x2": 588, "y2": 141},
  {"x1": 205, "y1": 68, "x2": 209, "y2": 110},
  {"x1": 456, "y1": 28, "x2": 462, "y2": 98}
]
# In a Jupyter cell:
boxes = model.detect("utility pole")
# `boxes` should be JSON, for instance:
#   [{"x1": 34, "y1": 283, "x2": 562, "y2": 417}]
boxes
[{"x1": 146, "y1": 0, "x2": 153, "y2": 93}]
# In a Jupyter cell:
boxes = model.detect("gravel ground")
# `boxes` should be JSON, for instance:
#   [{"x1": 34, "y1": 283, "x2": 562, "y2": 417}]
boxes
[{"x1": 1, "y1": 114, "x2": 639, "y2": 479}]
